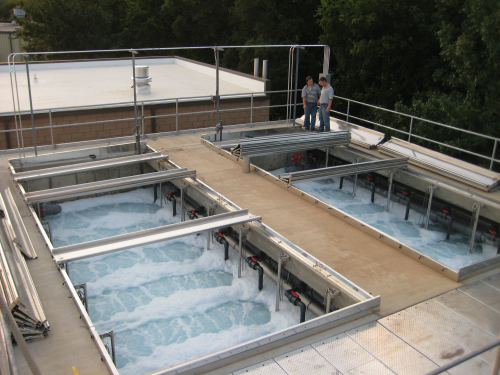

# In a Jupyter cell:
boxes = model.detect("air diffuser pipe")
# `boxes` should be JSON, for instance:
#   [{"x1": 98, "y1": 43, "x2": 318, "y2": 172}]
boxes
[
  {"x1": 348, "y1": 176, "x2": 500, "y2": 248},
  {"x1": 284, "y1": 289, "x2": 306, "y2": 323},
  {"x1": 245, "y1": 256, "x2": 264, "y2": 291},
  {"x1": 224, "y1": 236, "x2": 324, "y2": 316},
  {"x1": 214, "y1": 232, "x2": 230, "y2": 261}
]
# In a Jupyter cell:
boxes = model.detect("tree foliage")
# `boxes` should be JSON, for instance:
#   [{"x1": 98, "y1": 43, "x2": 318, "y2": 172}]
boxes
[
  {"x1": 16, "y1": 0, "x2": 129, "y2": 58},
  {"x1": 0, "y1": 0, "x2": 20, "y2": 22},
  {"x1": 14, "y1": 0, "x2": 500, "y2": 163}
]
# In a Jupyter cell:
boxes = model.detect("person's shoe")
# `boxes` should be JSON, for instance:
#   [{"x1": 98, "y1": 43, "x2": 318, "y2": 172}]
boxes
[
  {"x1": 304, "y1": 127, "x2": 310, "y2": 131},
  {"x1": 310, "y1": 128, "x2": 315, "y2": 131},
  {"x1": 317, "y1": 129, "x2": 324, "y2": 132}
]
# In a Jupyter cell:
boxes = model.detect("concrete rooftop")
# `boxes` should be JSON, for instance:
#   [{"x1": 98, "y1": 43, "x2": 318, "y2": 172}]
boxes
[{"x1": 0, "y1": 57, "x2": 267, "y2": 114}]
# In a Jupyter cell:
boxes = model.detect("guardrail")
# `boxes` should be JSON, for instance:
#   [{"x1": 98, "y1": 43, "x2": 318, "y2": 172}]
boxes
[
  {"x1": 331, "y1": 96, "x2": 500, "y2": 170},
  {"x1": 0, "y1": 88, "x2": 300, "y2": 155},
  {"x1": 424, "y1": 338, "x2": 500, "y2": 375}
]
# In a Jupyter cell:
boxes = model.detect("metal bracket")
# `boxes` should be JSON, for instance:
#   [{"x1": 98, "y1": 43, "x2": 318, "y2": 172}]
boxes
[
  {"x1": 238, "y1": 226, "x2": 250, "y2": 278},
  {"x1": 424, "y1": 185, "x2": 439, "y2": 229},
  {"x1": 275, "y1": 254, "x2": 290, "y2": 312},
  {"x1": 385, "y1": 170, "x2": 397, "y2": 211},
  {"x1": 73, "y1": 283, "x2": 88, "y2": 312},
  {"x1": 468, "y1": 203, "x2": 484, "y2": 254},
  {"x1": 99, "y1": 331, "x2": 116, "y2": 365},
  {"x1": 324, "y1": 288, "x2": 340, "y2": 313},
  {"x1": 180, "y1": 183, "x2": 188, "y2": 222}
]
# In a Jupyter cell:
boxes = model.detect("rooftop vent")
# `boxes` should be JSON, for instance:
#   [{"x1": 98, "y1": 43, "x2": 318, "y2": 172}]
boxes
[
  {"x1": 13, "y1": 8, "x2": 25, "y2": 18},
  {"x1": 131, "y1": 65, "x2": 152, "y2": 94}
]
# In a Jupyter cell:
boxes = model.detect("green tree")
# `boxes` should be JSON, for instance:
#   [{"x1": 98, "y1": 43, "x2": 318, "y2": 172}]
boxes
[
  {"x1": 17, "y1": 0, "x2": 129, "y2": 59},
  {"x1": 0, "y1": 0, "x2": 20, "y2": 22},
  {"x1": 397, "y1": 0, "x2": 500, "y2": 166},
  {"x1": 317, "y1": 0, "x2": 443, "y2": 108}
]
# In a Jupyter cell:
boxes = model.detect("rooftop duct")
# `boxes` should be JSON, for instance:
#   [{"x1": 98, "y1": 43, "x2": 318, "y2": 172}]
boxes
[{"x1": 131, "y1": 65, "x2": 152, "y2": 94}]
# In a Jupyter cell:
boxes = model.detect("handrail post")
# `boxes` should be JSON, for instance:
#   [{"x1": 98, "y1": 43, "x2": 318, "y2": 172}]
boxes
[
  {"x1": 491, "y1": 139, "x2": 498, "y2": 170},
  {"x1": 49, "y1": 109, "x2": 55, "y2": 149},
  {"x1": 408, "y1": 116, "x2": 414, "y2": 143},
  {"x1": 250, "y1": 93, "x2": 254, "y2": 124},
  {"x1": 25, "y1": 54, "x2": 37, "y2": 156},
  {"x1": 130, "y1": 49, "x2": 141, "y2": 157},
  {"x1": 292, "y1": 47, "x2": 300, "y2": 127},
  {"x1": 468, "y1": 203, "x2": 483, "y2": 254},
  {"x1": 491, "y1": 334, "x2": 500, "y2": 375},
  {"x1": 141, "y1": 101, "x2": 144, "y2": 135},
  {"x1": 175, "y1": 98, "x2": 179, "y2": 132},
  {"x1": 346, "y1": 100, "x2": 350, "y2": 122}
]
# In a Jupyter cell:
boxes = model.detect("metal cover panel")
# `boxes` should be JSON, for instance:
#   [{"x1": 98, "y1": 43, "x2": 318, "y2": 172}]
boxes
[
  {"x1": 53, "y1": 210, "x2": 261, "y2": 262},
  {"x1": 378, "y1": 138, "x2": 500, "y2": 191},
  {"x1": 23, "y1": 168, "x2": 196, "y2": 203},
  {"x1": 279, "y1": 157, "x2": 408, "y2": 184},
  {"x1": 379, "y1": 310, "x2": 470, "y2": 366},
  {"x1": 312, "y1": 333, "x2": 394, "y2": 374},
  {"x1": 274, "y1": 345, "x2": 341, "y2": 375},
  {"x1": 233, "y1": 360, "x2": 287, "y2": 375},
  {"x1": 347, "y1": 322, "x2": 439, "y2": 375},
  {"x1": 13, "y1": 152, "x2": 166, "y2": 181},
  {"x1": 329, "y1": 119, "x2": 384, "y2": 149},
  {"x1": 406, "y1": 299, "x2": 498, "y2": 364},
  {"x1": 482, "y1": 273, "x2": 500, "y2": 292},
  {"x1": 458, "y1": 281, "x2": 500, "y2": 313},
  {"x1": 435, "y1": 290, "x2": 500, "y2": 336}
]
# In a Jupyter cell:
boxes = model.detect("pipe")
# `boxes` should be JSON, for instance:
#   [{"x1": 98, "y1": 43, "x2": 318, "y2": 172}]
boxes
[
  {"x1": 187, "y1": 209, "x2": 198, "y2": 220},
  {"x1": 371, "y1": 181, "x2": 376, "y2": 203},
  {"x1": 284, "y1": 289, "x2": 306, "y2": 323},
  {"x1": 346, "y1": 175, "x2": 500, "y2": 248},
  {"x1": 224, "y1": 236, "x2": 324, "y2": 316},
  {"x1": 405, "y1": 197, "x2": 412, "y2": 221},
  {"x1": 214, "y1": 232, "x2": 229, "y2": 261},
  {"x1": 245, "y1": 256, "x2": 264, "y2": 291},
  {"x1": 164, "y1": 191, "x2": 177, "y2": 217}
]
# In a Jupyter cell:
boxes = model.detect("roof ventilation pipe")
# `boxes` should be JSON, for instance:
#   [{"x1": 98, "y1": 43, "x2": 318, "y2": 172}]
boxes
[{"x1": 131, "y1": 65, "x2": 152, "y2": 94}]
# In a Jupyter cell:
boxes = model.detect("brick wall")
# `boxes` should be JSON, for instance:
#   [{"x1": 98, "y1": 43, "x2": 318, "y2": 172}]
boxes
[{"x1": 0, "y1": 97, "x2": 270, "y2": 150}]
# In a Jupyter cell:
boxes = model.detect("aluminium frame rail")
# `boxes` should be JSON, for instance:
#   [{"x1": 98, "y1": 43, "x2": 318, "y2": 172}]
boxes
[
  {"x1": 53, "y1": 209, "x2": 261, "y2": 263},
  {"x1": 379, "y1": 138, "x2": 500, "y2": 192},
  {"x1": 0, "y1": 192, "x2": 48, "y2": 336},
  {"x1": 279, "y1": 157, "x2": 409, "y2": 185},
  {"x1": 1, "y1": 189, "x2": 37, "y2": 259},
  {"x1": 23, "y1": 168, "x2": 196, "y2": 204},
  {"x1": 13, "y1": 152, "x2": 166, "y2": 181},
  {"x1": 231, "y1": 131, "x2": 351, "y2": 158}
]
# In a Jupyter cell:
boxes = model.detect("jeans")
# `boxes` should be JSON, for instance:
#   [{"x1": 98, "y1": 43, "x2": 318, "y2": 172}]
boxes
[
  {"x1": 303, "y1": 102, "x2": 317, "y2": 130},
  {"x1": 318, "y1": 104, "x2": 330, "y2": 132}
]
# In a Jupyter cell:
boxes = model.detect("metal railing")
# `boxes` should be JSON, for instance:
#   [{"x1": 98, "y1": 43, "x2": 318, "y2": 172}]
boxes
[
  {"x1": 425, "y1": 338, "x2": 500, "y2": 375},
  {"x1": 0, "y1": 88, "x2": 301, "y2": 156},
  {"x1": 7, "y1": 44, "x2": 330, "y2": 158},
  {"x1": 331, "y1": 96, "x2": 500, "y2": 170}
]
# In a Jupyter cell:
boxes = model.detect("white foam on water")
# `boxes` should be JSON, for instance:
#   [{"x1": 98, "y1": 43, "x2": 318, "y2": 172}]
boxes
[
  {"x1": 46, "y1": 188, "x2": 309, "y2": 374},
  {"x1": 270, "y1": 167, "x2": 497, "y2": 270}
]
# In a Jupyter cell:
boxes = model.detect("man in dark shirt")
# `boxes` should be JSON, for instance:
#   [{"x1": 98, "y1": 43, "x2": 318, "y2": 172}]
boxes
[{"x1": 302, "y1": 76, "x2": 321, "y2": 131}]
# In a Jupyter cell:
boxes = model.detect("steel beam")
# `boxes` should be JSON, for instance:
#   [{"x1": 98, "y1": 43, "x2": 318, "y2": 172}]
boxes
[
  {"x1": 232, "y1": 131, "x2": 351, "y2": 159},
  {"x1": 23, "y1": 168, "x2": 196, "y2": 204},
  {"x1": 53, "y1": 210, "x2": 261, "y2": 263},
  {"x1": 279, "y1": 157, "x2": 408, "y2": 185},
  {"x1": 13, "y1": 153, "x2": 166, "y2": 181}
]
